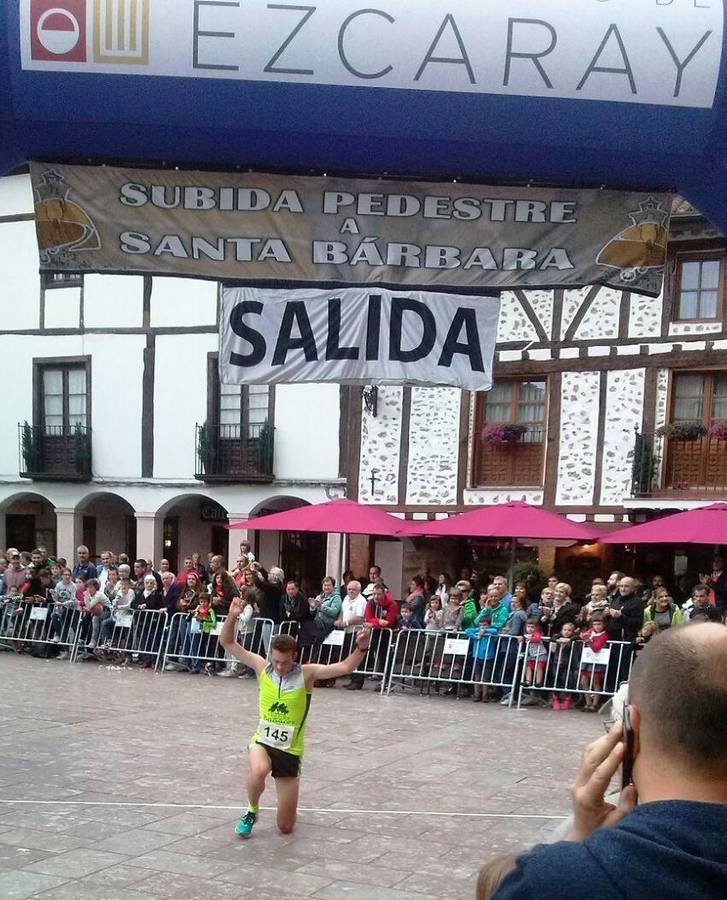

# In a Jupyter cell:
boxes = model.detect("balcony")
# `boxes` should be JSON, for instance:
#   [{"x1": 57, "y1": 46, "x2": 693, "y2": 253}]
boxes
[
  {"x1": 474, "y1": 425, "x2": 546, "y2": 488},
  {"x1": 195, "y1": 422, "x2": 274, "y2": 483},
  {"x1": 18, "y1": 423, "x2": 92, "y2": 482},
  {"x1": 632, "y1": 429, "x2": 727, "y2": 498}
]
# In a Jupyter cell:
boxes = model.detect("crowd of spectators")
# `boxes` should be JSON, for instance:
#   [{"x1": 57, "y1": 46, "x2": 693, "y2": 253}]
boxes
[{"x1": 1, "y1": 541, "x2": 725, "y2": 706}]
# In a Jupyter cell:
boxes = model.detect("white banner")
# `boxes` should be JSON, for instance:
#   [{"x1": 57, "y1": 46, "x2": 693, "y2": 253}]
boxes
[
  {"x1": 20, "y1": 1, "x2": 723, "y2": 109},
  {"x1": 220, "y1": 287, "x2": 500, "y2": 390}
]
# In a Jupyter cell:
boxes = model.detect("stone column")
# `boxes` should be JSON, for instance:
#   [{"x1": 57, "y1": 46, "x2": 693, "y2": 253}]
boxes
[
  {"x1": 135, "y1": 512, "x2": 163, "y2": 567},
  {"x1": 325, "y1": 532, "x2": 344, "y2": 583},
  {"x1": 55, "y1": 508, "x2": 82, "y2": 563},
  {"x1": 227, "y1": 517, "x2": 249, "y2": 571}
]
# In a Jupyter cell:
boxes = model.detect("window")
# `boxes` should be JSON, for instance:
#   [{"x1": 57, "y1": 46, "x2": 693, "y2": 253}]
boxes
[
  {"x1": 199, "y1": 356, "x2": 275, "y2": 481},
  {"x1": 675, "y1": 257, "x2": 722, "y2": 321},
  {"x1": 38, "y1": 363, "x2": 89, "y2": 434},
  {"x1": 664, "y1": 372, "x2": 727, "y2": 491},
  {"x1": 671, "y1": 373, "x2": 727, "y2": 426},
  {"x1": 217, "y1": 383, "x2": 272, "y2": 437},
  {"x1": 473, "y1": 380, "x2": 547, "y2": 487}
]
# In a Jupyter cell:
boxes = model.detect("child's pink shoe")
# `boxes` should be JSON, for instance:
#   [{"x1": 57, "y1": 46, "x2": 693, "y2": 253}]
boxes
[
  {"x1": 562, "y1": 696, "x2": 573, "y2": 710},
  {"x1": 551, "y1": 695, "x2": 561, "y2": 710}
]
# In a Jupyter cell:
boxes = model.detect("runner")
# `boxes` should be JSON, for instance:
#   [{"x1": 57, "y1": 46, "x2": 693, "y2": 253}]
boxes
[{"x1": 220, "y1": 596, "x2": 372, "y2": 837}]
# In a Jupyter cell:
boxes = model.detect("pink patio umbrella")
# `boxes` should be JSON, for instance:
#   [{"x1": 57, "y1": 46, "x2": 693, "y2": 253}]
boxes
[
  {"x1": 600, "y1": 502, "x2": 727, "y2": 545},
  {"x1": 228, "y1": 497, "x2": 413, "y2": 537},
  {"x1": 410, "y1": 501, "x2": 602, "y2": 542},
  {"x1": 410, "y1": 501, "x2": 602, "y2": 584}
]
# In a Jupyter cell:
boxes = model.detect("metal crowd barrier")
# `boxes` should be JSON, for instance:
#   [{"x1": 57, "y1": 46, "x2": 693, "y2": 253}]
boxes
[
  {"x1": 385, "y1": 630, "x2": 523, "y2": 703},
  {"x1": 514, "y1": 636, "x2": 634, "y2": 710},
  {"x1": 279, "y1": 621, "x2": 394, "y2": 691},
  {"x1": 0, "y1": 596, "x2": 82, "y2": 659},
  {"x1": 162, "y1": 613, "x2": 274, "y2": 674},
  {"x1": 79, "y1": 608, "x2": 167, "y2": 668}
]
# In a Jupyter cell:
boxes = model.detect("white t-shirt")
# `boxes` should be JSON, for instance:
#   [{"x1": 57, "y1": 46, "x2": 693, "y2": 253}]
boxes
[{"x1": 339, "y1": 595, "x2": 367, "y2": 632}]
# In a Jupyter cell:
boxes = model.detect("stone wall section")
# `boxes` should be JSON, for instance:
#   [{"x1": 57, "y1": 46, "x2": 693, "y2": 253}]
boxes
[
  {"x1": 358, "y1": 386, "x2": 403, "y2": 504},
  {"x1": 599, "y1": 369, "x2": 646, "y2": 506},
  {"x1": 405, "y1": 387, "x2": 460, "y2": 505},
  {"x1": 573, "y1": 287, "x2": 621, "y2": 340},
  {"x1": 555, "y1": 372, "x2": 601, "y2": 505}
]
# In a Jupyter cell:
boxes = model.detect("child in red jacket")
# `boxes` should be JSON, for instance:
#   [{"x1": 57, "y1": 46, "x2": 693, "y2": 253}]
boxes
[{"x1": 578, "y1": 612, "x2": 609, "y2": 711}]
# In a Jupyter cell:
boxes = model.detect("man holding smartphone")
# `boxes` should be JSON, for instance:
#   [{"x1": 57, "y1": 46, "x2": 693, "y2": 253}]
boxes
[{"x1": 490, "y1": 623, "x2": 727, "y2": 898}]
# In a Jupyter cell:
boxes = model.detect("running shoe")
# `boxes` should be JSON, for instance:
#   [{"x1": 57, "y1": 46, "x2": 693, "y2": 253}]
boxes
[{"x1": 235, "y1": 811, "x2": 257, "y2": 837}]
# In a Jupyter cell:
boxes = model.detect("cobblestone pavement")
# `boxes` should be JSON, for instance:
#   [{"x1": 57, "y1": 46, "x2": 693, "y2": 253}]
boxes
[{"x1": 0, "y1": 652, "x2": 604, "y2": 900}]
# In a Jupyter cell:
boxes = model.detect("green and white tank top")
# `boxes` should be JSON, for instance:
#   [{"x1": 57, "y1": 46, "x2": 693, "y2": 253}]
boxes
[{"x1": 251, "y1": 663, "x2": 311, "y2": 758}]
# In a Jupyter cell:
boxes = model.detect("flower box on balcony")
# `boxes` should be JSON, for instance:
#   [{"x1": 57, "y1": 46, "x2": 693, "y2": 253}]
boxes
[
  {"x1": 656, "y1": 422, "x2": 708, "y2": 441},
  {"x1": 481, "y1": 423, "x2": 529, "y2": 445}
]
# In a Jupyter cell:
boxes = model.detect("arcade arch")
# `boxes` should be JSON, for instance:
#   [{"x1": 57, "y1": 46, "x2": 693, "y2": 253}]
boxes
[
  {"x1": 243, "y1": 495, "x2": 325, "y2": 592},
  {"x1": 74, "y1": 492, "x2": 136, "y2": 562},
  {"x1": 155, "y1": 493, "x2": 229, "y2": 574},
  {"x1": 0, "y1": 491, "x2": 56, "y2": 556}
]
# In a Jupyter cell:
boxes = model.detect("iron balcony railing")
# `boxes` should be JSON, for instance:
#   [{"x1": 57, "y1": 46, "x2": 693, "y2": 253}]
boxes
[
  {"x1": 18, "y1": 423, "x2": 92, "y2": 482},
  {"x1": 631, "y1": 429, "x2": 727, "y2": 497},
  {"x1": 195, "y1": 422, "x2": 274, "y2": 483}
]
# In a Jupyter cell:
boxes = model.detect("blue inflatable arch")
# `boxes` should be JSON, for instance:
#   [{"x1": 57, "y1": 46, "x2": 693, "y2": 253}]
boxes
[{"x1": 1, "y1": 1, "x2": 727, "y2": 227}]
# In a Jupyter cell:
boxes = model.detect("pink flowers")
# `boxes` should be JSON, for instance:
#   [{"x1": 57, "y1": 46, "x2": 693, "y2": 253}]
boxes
[
  {"x1": 709, "y1": 423, "x2": 727, "y2": 440},
  {"x1": 481, "y1": 424, "x2": 528, "y2": 445}
]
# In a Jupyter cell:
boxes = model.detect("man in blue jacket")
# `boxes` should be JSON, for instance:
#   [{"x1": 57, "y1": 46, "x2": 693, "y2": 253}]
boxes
[{"x1": 491, "y1": 623, "x2": 727, "y2": 899}]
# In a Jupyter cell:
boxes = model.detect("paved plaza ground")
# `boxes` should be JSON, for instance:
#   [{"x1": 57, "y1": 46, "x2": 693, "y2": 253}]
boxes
[{"x1": 0, "y1": 652, "x2": 604, "y2": 900}]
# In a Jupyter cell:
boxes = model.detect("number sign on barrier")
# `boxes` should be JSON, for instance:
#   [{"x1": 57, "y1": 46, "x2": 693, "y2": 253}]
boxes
[
  {"x1": 29, "y1": 606, "x2": 48, "y2": 621},
  {"x1": 443, "y1": 637, "x2": 470, "y2": 656},
  {"x1": 581, "y1": 647, "x2": 611, "y2": 665},
  {"x1": 323, "y1": 630, "x2": 346, "y2": 647}
]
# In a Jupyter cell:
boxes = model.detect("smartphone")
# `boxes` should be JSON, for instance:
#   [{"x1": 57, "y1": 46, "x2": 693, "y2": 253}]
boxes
[{"x1": 621, "y1": 702, "x2": 635, "y2": 790}]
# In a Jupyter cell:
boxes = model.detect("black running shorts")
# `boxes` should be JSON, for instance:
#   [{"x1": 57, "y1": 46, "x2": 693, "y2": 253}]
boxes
[{"x1": 257, "y1": 743, "x2": 301, "y2": 779}]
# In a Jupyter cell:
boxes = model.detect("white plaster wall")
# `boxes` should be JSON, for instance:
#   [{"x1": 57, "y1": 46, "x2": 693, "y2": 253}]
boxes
[
  {"x1": 406, "y1": 387, "x2": 460, "y2": 505},
  {"x1": 44, "y1": 287, "x2": 81, "y2": 329},
  {"x1": 556, "y1": 372, "x2": 601, "y2": 506},
  {"x1": 84, "y1": 333, "x2": 146, "y2": 479},
  {"x1": 599, "y1": 369, "x2": 645, "y2": 506},
  {"x1": 0, "y1": 334, "x2": 85, "y2": 478},
  {"x1": 574, "y1": 287, "x2": 620, "y2": 340},
  {"x1": 0, "y1": 174, "x2": 34, "y2": 216},
  {"x1": 274, "y1": 384, "x2": 340, "y2": 480},
  {"x1": 150, "y1": 277, "x2": 218, "y2": 328},
  {"x1": 153, "y1": 333, "x2": 217, "y2": 479},
  {"x1": 496, "y1": 291, "x2": 538, "y2": 343},
  {"x1": 358, "y1": 386, "x2": 403, "y2": 504},
  {"x1": 84, "y1": 275, "x2": 144, "y2": 328},
  {"x1": 0, "y1": 221, "x2": 41, "y2": 330},
  {"x1": 629, "y1": 292, "x2": 663, "y2": 338}
]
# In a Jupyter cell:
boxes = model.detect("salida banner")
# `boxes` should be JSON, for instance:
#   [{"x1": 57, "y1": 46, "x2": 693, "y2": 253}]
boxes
[
  {"x1": 30, "y1": 163, "x2": 671, "y2": 296},
  {"x1": 219, "y1": 287, "x2": 500, "y2": 391}
]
